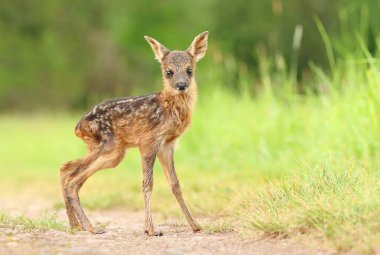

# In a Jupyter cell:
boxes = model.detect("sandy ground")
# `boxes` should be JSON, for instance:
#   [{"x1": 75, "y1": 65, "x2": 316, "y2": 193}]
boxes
[{"x1": 0, "y1": 208, "x2": 339, "y2": 255}]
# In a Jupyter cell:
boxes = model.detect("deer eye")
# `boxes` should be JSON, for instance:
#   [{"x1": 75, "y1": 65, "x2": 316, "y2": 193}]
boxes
[
  {"x1": 165, "y1": 70, "x2": 173, "y2": 78},
  {"x1": 187, "y1": 68, "x2": 193, "y2": 77}
]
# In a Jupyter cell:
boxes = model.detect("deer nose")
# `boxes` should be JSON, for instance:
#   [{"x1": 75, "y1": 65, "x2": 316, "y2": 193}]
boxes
[{"x1": 175, "y1": 82, "x2": 187, "y2": 91}]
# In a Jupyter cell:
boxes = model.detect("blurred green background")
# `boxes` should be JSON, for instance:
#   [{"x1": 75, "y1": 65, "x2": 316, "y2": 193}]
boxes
[
  {"x1": 1, "y1": 0, "x2": 380, "y2": 253},
  {"x1": 0, "y1": 0, "x2": 378, "y2": 110}
]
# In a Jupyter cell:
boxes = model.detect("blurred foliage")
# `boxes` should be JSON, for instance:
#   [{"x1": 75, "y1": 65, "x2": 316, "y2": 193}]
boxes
[{"x1": 0, "y1": 0, "x2": 378, "y2": 110}]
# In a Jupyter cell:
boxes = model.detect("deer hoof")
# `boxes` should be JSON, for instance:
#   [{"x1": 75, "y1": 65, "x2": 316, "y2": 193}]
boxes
[
  {"x1": 90, "y1": 228, "x2": 106, "y2": 234},
  {"x1": 192, "y1": 225, "x2": 202, "y2": 232},
  {"x1": 145, "y1": 230, "x2": 163, "y2": 236}
]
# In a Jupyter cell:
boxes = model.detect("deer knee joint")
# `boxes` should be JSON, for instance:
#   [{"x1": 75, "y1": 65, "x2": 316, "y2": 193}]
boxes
[
  {"x1": 65, "y1": 183, "x2": 78, "y2": 200},
  {"x1": 142, "y1": 179, "x2": 153, "y2": 193}
]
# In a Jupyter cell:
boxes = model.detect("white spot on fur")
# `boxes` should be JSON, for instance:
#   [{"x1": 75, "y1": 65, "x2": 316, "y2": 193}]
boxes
[{"x1": 92, "y1": 106, "x2": 98, "y2": 114}]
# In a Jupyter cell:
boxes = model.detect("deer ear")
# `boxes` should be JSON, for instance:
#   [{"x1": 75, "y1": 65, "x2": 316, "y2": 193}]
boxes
[
  {"x1": 187, "y1": 31, "x2": 209, "y2": 61},
  {"x1": 144, "y1": 36, "x2": 170, "y2": 63}
]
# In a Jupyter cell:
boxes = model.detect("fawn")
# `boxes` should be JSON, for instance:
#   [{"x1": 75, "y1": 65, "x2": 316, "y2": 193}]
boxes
[{"x1": 60, "y1": 31, "x2": 209, "y2": 236}]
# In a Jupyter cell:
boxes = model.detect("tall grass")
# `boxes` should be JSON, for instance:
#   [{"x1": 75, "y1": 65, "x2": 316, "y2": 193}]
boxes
[{"x1": 223, "y1": 12, "x2": 379, "y2": 253}]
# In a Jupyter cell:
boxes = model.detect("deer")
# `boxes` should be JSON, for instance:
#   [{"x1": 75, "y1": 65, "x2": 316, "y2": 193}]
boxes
[{"x1": 60, "y1": 31, "x2": 209, "y2": 236}]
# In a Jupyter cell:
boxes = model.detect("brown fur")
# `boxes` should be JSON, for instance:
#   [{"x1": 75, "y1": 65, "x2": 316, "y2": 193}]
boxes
[{"x1": 60, "y1": 31, "x2": 209, "y2": 236}]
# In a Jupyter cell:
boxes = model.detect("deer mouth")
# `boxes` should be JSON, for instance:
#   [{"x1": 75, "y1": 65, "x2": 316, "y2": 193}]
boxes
[
  {"x1": 176, "y1": 86, "x2": 188, "y2": 91},
  {"x1": 175, "y1": 82, "x2": 188, "y2": 91}
]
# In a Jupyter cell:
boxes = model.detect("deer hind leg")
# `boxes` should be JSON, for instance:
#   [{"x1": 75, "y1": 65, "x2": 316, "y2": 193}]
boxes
[
  {"x1": 157, "y1": 143, "x2": 201, "y2": 232},
  {"x1": 60, "y1": 136, "x2": 101, "y2": 229},
  {"x1": 63, "y1": 141, "x2": 125, "y2": 234},
  {"x1": 61, "y1": 159, "x2": 83, "y2": 229}
]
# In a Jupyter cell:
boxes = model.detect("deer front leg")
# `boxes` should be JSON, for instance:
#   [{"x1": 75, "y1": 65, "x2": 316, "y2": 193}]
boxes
[
  {"x1": 140, "y1": 147, "x2": 162, "y2": 236},
  {"x1": 157, "y1": 144, "x2": 201, "y2": 232}
]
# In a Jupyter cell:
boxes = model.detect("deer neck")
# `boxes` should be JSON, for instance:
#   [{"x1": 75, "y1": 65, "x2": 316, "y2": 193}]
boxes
[{"x1": 160, "y1": 81, "x2": 197, "y2": 117}]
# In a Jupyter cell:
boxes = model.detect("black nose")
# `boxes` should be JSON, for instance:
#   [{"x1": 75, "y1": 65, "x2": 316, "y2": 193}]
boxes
[{"x1": 176, "y1": 82, "x2": 187, "y2": 91}]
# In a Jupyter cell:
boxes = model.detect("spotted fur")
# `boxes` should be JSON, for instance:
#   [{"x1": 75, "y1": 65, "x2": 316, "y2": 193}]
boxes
[{"x1": 60, "y1": 31, "x2": 209, "y2": 236}]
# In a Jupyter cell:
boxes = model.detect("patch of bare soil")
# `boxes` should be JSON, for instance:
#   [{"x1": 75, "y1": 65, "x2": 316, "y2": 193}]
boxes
[{"x1": 0, "y1": 209, "x2": 339, "y2": 255}]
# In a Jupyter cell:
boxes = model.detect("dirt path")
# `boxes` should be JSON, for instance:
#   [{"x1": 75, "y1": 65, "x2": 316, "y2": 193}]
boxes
[{"x1": 0, "y1": 209, "x2": 337, "y2": 255}]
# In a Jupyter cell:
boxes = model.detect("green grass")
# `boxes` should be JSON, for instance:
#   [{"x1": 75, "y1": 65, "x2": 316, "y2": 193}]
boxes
[
  {"x1": 0, "y1": 211, "x2": 69, "y2": 232},
  {"x1": 242, "y1": 164, "x2": 380, "y2": 252},
  {"x1": 1, "y1": 39, "x2": 380, "y2": 254}
]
